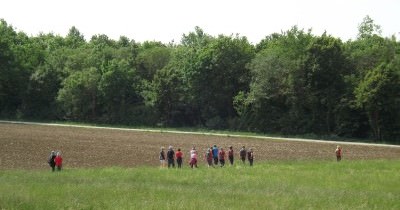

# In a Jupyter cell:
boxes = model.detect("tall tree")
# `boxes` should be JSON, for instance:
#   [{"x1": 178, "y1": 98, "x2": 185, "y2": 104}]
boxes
[
  {"x1": 0, "y1": 20, "x2": 30, "y2": 117},
  {"x1": 355, "y1": 55, "x2": 400, "y2": 141},
  {"x1": 98, "y1": 59, "x2": 142, "y2": 123},
  {"x1": 57, "y1": 68, "x2": 101, "y2": 120},
  {"x1": 305, "y1": 34, "x2": 347, "y2": 133}
]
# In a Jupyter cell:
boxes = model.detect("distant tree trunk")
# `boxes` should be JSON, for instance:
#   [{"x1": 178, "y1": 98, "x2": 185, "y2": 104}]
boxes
[{"x1": 368, "y1": 110, "x2": 381, "y2": 141}]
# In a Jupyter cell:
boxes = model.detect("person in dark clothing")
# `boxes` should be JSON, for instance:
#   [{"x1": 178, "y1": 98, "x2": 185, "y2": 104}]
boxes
[
  {"x1": 228, "y1": 146, "x2": 234, "y2": 166},
  {"x1": 48, "y1": 151, "x2": 56, "y2": 172},
  {"x1": 239, "y1": 146, "x2": 246, "y2": 164},
  {"x1": 248, "y1": 148, "x2": 254, "y2": 166},
  {"x1": 167, "y1": 146, "x2": 175, "y2": 168}
]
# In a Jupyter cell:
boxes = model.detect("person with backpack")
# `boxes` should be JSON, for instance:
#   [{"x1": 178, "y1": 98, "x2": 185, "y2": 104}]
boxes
[
  {"x1": 335, "y1": 145, "x2": 342, "y2": 162},
  {"x1": 228, "y1": 146, "x2": 234, "y2": 166},
  {"x1": 205, "y1": 147, "x2": 214, "y2": 168},
  {"x1": 218, "y1": 147, "x2": 226, "y2": 167},
  {"x1": 47, "y1": 151, "x2": 56, "y2": 172},
  {"x1": 189, "y1": 146, "x2": 198, "y2": 169},
  {"x1": 159, "y1": 147, "x2": 166, "y2": 168},
  {"x1": 167, "y1": 145, "x2": 175, "y2": 168},
  {"x1": 54, "y1": 151, "x2": 63, "y2": 171},
  {"x1": 239, "y1": 146, "x2": 247, "y2": 164},
  {"x1": 175, "y1": 148, "x2": 183, "y2": 168},
  {"x1": 212, "y1": 145, "x2": 219, "y2": 165},
  {"x1": 247, "y1": 148, "x2": 254, "y2": 166}
]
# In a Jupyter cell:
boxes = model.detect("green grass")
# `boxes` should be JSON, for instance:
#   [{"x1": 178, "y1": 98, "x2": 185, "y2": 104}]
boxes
[{"x1": 1, "y1": 160, "x2": 399, "y2": 210}]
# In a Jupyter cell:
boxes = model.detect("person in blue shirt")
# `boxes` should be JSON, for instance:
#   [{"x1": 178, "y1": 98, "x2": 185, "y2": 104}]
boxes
[{"x1": 212, "y1": 145, "x2": 219, "y2": 165}]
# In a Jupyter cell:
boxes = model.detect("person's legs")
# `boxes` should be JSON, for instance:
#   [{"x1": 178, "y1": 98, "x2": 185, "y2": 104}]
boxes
[
  {"x1": 220, "y1": 159, "x2": 225, "y2": 167},
  {"x1": 249, "y1": 159, "x2": 253, "y2": 166},
  {"x1": 229, "y1": 156, "x2": 234, "y2": 165},
  {"x1": 177, "y1": 158, "x2": 182, "y2": 168}
]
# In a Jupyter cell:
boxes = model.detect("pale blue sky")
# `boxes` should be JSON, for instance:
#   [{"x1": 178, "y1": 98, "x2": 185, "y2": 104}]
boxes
[{"x1": 1, "y1": 0, "x2": 399, "y2": 43}]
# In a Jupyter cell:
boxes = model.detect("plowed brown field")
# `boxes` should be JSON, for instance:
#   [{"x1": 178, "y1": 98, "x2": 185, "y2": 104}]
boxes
[{"x1": 1, "y1": 122, "x2": 399, "y2": 170}]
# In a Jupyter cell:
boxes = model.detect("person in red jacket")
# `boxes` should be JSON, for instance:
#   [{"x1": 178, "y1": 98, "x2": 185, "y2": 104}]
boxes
[
  {"x1": 175, "y1": 148, "x2": 183, "y2": 168},
  {"x1": 54, "y1": 151, "x2": 63, "y2": 171}
]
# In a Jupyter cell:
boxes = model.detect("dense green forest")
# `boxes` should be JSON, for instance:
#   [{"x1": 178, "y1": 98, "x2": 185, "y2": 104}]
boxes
[{"x1": 1, "y1": 16, "x2": 399, "y2": 143}]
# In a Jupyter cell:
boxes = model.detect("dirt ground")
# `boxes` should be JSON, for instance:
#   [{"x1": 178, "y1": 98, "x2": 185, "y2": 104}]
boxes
[{"x1": 1, "y1": 123, "x2": 399, "y2": 170}]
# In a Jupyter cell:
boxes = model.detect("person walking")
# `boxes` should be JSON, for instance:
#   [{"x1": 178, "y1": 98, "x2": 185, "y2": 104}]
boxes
[
  {"x1": 159, "y1": 147, "x2": 166, "y2": 168},
  {"x1": 205, "y1": 147, "x2": 214, "y2": 168},
  {"x1": 176, "y1": 148, "x2": 183, "y2": 168},
  {"x1": 218, "y1": 147, "x2": 226, "y2": 167},
  {"x1": 212, "y1": 145, "x2": 219, "y2": 166},
  {"x1": 247, "y1": 148, "x2": 254, "y2": 167},
  {"x1": 228, "y1": 146, "x2": 234, "y2": 166},
  {"x1": 190, "y1": 146, "x2": 198, "y2": 168},
  {"x1": 54, "y1": 151, "x2": 63, "y2": 171},
  {"x1": 47, "y1": 151, "x2": 56, "y2": 172},
  {"x1": 239, "y1": 146, "x2": 247, "y2": 164},
  {"x1": 335, "y1": 145, "x2": 342, "y2": 162},
  {"x1": 167, "y1": 146, "x2": 175, "y2": 168}
]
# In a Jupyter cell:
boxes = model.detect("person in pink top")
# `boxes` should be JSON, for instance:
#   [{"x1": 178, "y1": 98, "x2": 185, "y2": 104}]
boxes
[{"x1": 189, "y1": 147, "x2": 198, "y2": 168}]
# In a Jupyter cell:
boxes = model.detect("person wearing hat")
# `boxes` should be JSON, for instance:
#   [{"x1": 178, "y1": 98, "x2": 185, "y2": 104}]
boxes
[{"x1": 212, "y1": 145, "x2": 219, "y2": 165}]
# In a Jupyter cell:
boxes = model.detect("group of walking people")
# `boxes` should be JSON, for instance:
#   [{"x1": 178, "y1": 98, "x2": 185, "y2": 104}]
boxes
[
  {"x1": 48, "y1": 151, "x2": 63, "y2": 172},
  {"x1": 159, "y1": 145, "x2": 254, "y2": 169}
]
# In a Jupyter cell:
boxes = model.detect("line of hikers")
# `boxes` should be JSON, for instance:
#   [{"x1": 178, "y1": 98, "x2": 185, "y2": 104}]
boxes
[{"x1": 159, "y1": 145, "x2": 254, "y2": 168}]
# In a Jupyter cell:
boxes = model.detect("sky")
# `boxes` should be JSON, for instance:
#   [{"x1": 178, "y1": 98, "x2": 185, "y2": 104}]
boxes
[{"x1": 1, "y1": 0, "x2": 399, "y2": 44}]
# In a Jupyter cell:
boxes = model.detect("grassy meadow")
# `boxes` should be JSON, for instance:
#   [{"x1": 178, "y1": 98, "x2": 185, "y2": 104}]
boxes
[{"x1": 1, "y1": 160, "x2": 399, "y2": 210}]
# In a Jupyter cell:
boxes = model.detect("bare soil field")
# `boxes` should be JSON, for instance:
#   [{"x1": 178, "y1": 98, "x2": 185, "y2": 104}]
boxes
[{"x1": 1, "y1": 122, "x2": 399, "y2": 170}]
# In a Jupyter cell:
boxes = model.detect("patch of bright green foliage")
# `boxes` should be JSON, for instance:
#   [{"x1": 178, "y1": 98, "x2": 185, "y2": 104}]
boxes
[{"x1": 1, "y1": 160, "x2": 399, "y2": 209}]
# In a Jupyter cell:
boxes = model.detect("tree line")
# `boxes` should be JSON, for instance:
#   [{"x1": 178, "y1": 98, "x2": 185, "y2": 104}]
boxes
[{"x1": 1, "y1": 16, "x2": 399, "y2": 143}]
